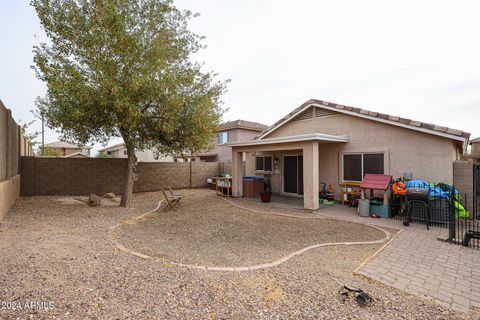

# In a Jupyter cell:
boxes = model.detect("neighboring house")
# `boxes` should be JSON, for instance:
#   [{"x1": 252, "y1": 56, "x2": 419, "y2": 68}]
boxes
[
  {"x1": 98, "y1": 143, "x2": 174, "y2": 162},
  {"x1": 196, "y1": 120, "x2": 269, "y2": 162},
  {"x1": 64, "y1": 152, "x2": 91, "y2": 158},
  {"x1": 98, "y1": 120, "x2": 268, "y2": 163},
  {"x1": 228, "y1": 99, "x2": 470, "y2": 211},
  {"x1": 41, "y1": 141, "x2": 92, "y2": 157},
  {"x1": 470, "y1": 137, "x2": 480, "y2": 160}
]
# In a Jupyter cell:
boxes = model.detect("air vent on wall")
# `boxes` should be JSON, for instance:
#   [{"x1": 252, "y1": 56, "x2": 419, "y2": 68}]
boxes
[
  {"x1": 292, "y1": 107, "x2": 314, "y2": 121},
  {"x1": 315, "y1": 107, "x2": 337, "y2": 118}
]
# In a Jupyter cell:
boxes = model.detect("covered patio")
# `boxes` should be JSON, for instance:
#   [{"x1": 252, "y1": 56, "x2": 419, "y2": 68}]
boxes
[
  {"x1": 229, "y1": 133, "x2": 348, "y2": 212},
  {"x1": 250, "y1": 193, "x2": 305, "y2": 210}
]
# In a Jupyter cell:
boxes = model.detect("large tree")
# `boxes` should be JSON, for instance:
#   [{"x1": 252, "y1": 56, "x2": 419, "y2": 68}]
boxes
[{"x1": 32, "y1": 0, "x2": 227, "y2": 206}]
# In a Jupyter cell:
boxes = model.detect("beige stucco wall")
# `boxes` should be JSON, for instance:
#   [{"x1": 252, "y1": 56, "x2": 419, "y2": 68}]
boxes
[
  {"x1": 232, "y1": 141, "x2": 323, "y2": 210},
  {"x1": 106, "y1": 147, "x2": 173, "y2": 162},
  {"x1": 254, "y1": 113, "x2": 459, "y2": 200},
  {"x1": 472, "y1": 143, "x2": 480, "y2": 159},
  {"x1": 214, "y1": 128, "x2": 262, "y2": 162},
  {"x1": 0, "y1": 175, "x2": 20, "y2": 222},
  {"x1": 64, "y1": 148, "x2": 82, "y2": 156}
]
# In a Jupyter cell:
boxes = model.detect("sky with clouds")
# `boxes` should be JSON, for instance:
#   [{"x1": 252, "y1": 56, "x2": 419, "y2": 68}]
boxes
[{"x1": 0, "y1": 0, "x2": 478, "y2": 155}]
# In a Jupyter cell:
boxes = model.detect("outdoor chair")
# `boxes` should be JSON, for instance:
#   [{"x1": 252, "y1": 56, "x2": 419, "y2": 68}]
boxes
[
  {"x1": 160, "y1": 188, "x2": 181, "y2": 211},
  {"x1": 167, "y1": 186, "x2": 183, "y2": 199}
]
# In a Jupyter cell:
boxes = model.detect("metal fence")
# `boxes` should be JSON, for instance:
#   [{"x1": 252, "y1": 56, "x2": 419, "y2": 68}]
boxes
[
  {"x1": 389, "y1": 181, "x2": 480, "y2": 249},
  {"x1": 451, "y1": 165, "x2": 480, "y2": 249},
  {"x1": 475, "y1": 164, "x2": 480, "y2": 220},
  {"x1": 390, "y1": 183, "x2": 454, "y2": 229}
]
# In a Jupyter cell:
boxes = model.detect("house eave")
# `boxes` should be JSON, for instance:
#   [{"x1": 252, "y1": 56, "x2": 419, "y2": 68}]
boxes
[
  {"x1": 257, "y1": 102, "x2": 469, "y2": 147},
  {"x1": 226, "y1": 133, "x2": 348, "y2": 147}
]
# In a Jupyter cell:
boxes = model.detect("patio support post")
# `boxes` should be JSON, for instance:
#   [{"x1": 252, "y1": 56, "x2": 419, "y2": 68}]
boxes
[
  {"x1": 303, "y1": 142, "x2": 319, "y2": 212},
  {"x1": 232, "y1": 149, "x2": 243, "y2": 197}
]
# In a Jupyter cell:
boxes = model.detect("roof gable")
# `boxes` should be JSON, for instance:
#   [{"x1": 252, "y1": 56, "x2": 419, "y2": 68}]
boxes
[
  {"x1": 258, "y1": 99, "x2": 470, "y2": 143},
  {"x1": 220, "y1": 119, "x2": 269, "y2": 132},
  {"x1": 290, "y1": 106, "x2": 339, "y2": 122}
]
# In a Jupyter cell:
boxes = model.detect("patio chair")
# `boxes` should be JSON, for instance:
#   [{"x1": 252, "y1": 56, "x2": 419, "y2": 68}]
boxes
[
  {"x1": 167, "y1": 186, "x2": 183, "y2": 199},
  {"x1": 160, "y1": 188, "x2": 181, "y2": 211}
]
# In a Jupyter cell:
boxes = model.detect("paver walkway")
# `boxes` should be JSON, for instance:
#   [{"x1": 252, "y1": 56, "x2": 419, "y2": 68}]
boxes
[{"x1": 316, "y1": 206, "x2": 480, "y2": 313}]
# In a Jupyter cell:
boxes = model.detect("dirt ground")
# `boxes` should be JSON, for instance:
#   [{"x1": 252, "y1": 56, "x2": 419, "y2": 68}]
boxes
[
  {"x1": 116, "y1": 189, "x2": 386, "y2": 267},
  {"x1": 0, "y1": 189, "x2": 477, "y2": 319}
]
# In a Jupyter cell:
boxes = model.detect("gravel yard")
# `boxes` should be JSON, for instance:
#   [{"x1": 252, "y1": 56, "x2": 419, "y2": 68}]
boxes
[
  {"x1": 116, "y1": 189, "x2": 386, "y2": 267},
  {"x1": 0, "y1": 189, "x2": 477, "y2": 319}
]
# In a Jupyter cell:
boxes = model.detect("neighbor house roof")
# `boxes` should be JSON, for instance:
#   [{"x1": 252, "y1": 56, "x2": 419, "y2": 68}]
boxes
[
  {"x1": 257, "y1": 99, "x2": 471, "y2": 143},
  {"x1": 470, "y1": 137, "x2": 480, "y2": 144},
  {"x1": 43, "y1": 141, "x2": 92, "y2": 149},
  {"x1": 63, "y1": 152, "x2": 90, "y2": 158},
  {"x1": 98, "y1": 143, "x2": 125, "y2": 152},
  {"x1": 227, "y1": 133, "x2": 348, "y2": 147},
  {"x1": 220, "y1": 120, "x2": 269, "y2": 132}
]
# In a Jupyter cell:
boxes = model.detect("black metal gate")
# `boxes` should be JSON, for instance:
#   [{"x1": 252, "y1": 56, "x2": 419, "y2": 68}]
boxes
[
  {"x1": 475, "y1": 164, "x2": 480, "y2": 219},
  {"x1": 448, "y1": 165, "x2": 480, "y2": 248}
]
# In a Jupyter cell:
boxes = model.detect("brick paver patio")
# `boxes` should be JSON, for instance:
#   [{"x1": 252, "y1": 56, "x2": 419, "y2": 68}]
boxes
[{"x1": 318, "y1": 206, "x2": 480, "y2": 313}]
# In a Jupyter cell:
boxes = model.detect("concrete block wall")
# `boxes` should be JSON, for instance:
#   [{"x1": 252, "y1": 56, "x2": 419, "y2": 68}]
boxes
[
  {"x1": 21, "y1": 157, "x2": 127, "y2": 196},
  {"x1": 21, "y1": 157, "x2": 227, "y2": 196},
  {"x1": 134, "y1": 162, "x2": 190, "y2": 192},
  {"x1": 0, "y1": 175, "x2": 20, "y2": 221},
  {"x1": 453, "y1": 160, "x2": 474, "y2": 214},
  {"x1": 0, "y1": 103, "x2": 8, "y2": 181},
  {"x1": 191, "y1": 162, "x2": 219, "y2": 188},
  {"x1": 219, "y1": 161, "x2": 232, "y2": 175},
  {"x1": 6, "y1": 112, "x2": 19, "y2": 179},
  {"x1": 0, "y1": 99, "x2": 29, "y2": 221}
]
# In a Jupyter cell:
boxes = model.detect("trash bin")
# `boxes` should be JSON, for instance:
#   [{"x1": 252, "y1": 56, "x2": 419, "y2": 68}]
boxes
[
  {"x1": 243, "y1": 176, "x2": 264, "y2": 198},
  {"x1": 358, "y1": 199, "x2": 370, "y2": 217}
]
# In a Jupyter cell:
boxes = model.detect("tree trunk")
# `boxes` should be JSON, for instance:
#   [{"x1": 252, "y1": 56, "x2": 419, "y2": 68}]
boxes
[{"x1": 120, "y1": 146, "x2": 136, "y2": 207}]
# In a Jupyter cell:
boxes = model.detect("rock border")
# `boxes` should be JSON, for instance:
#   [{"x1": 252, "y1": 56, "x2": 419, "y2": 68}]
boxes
[{"x1": 111, "y1": 194, "x2": 398, "y2": 272}]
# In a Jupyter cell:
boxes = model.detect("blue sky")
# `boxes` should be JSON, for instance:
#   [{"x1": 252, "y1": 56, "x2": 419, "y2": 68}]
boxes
[{"x1": 1, "y1": 0, "x2": 479, "y2": 155}]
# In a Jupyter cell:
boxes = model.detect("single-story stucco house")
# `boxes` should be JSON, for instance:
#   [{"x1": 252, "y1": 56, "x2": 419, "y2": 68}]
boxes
[{"x1": 228, "y1": 99, "x2": 471, "y2": 211}]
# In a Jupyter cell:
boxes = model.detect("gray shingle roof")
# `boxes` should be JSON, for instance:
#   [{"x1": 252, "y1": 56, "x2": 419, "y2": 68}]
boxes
[{"x1": 259, "y1": 99, "x2": 471, "y2": 140}]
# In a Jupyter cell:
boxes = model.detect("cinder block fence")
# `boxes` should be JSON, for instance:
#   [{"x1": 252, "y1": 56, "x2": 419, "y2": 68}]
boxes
[
  {"x1": 0, "y1": 99, "x2": 34, "y2": 221},
  {"x1": 20, "y1": 157, "x2": 228, "y2": 196}
]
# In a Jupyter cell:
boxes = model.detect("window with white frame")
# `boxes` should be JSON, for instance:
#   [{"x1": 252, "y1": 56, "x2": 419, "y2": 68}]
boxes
[
  {"x1": 255, "y1": 156, "x2": 273, "y2": 172},
  {"x1": 342, "y1": 152, "x2": 384, "y2": 182},
  {"x1": 124, "y1": 149, "x2": 127, "y2": 155},
  {"x1": 218, "y1": 132, "x2": 228, "y2": 145},
  {"x1": 107, "y1": 150, "x2": 112, "y2": 156}
]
